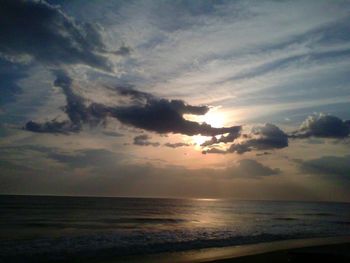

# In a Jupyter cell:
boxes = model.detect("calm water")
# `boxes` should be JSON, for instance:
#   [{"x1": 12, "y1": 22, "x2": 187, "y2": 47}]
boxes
[{"x1": 1, "y1": 195, "x2": 350, "y2": 261}]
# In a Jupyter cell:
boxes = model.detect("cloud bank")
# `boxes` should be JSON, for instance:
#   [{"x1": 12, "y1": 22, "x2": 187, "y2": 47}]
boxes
[
  {"x1": 298, "y1": 155, "x2": 350, "y2": 181},
  {"x1": 228, "y1": 159, "x2": 280, "y2": 178}
]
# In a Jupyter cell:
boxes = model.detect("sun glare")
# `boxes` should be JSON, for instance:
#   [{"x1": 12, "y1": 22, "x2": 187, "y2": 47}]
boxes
[
  {"x1": 183, "y1": 107, "x2": 229, "y2": 148},
  {"x1": 184, "y1": 107, "x2": 227, "y2": 128},
  {"x1": 192, "y1": 135, "x2": 211, "y2": 146},
  {"x1": 202, "y1": 108, "x2": 226, "y2": 128}
]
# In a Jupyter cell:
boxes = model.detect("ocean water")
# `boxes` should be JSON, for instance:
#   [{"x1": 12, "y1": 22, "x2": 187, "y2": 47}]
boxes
[{"x1": 1, "y1": 195, "x2": 350, "y2": 262}]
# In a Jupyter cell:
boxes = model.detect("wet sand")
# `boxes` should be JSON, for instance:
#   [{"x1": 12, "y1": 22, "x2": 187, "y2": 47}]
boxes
[
  {"x1": 106, "y1": 236, "x2": 350, "y2": 263},
  {"x1": 209, "y1": 242, "x2": 350, "y2": 263},
  {"x1": 11, "y1": 236, "x2": 349, "y2": 262}
]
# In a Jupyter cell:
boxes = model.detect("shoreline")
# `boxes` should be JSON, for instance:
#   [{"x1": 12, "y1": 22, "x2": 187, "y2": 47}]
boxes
[
  {"x1": 106, "y1": 236, "x2": 350, "y2": 263},
  {"x1": 3, "y1": 235, "x2": 350, "y2": 262}
]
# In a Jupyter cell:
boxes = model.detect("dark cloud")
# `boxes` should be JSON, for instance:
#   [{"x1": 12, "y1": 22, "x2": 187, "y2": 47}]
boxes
[
  {"x1": 112, "y1": 98, "x2": 239, "y2": 136},
  {"x1": 299, "y1": 155, "x2": 350, "y2": 180},
  {"x1": 105, "y1": 98, "x2": 240, "y2": 135},
  {"x1": 201, "y1": 130, "x2": 241, "y2": 146},
  {"x1": 133, "y1": 135, "x2": 160, "y2": 147},
  {"x1": 218, "y1": 131, "x2": 241, "y2": 143},
  {"x1": 201, "y1": 137, "x2": 219, "y2": 147},
  {"x1": 115, "y1": 86, "x2": 154, "y2": 103},
  {"x1": 203, "y1": 123, "x2": 288, "y2": 155},
  {"x1": 25, "y1": 120, "x2": 79, "y2": 134},
  {"x1": 164, "y1": 142, "x2": 191, "y2": 148},
  {"x1": 25, "y1": 71, "x2": 89, "y2": 133},
  {"x1": 202, "y1": 147, "x2": 227, "y2": 155},
  {"x1": 228, "y1": 124, "x2": 288, "y2": 154},
  {"x1": 114, "y1": 46, "x2": 132, "y2": 56},
  {"x1": 227, "y1": 143, "x2": 251, "y2": 154},
  {"x1": 24, "y1": 71, "x2": 242, "y2": 137},
  {"x1": 54, "y1": 71, "x2": 103, "y2": 127},
  {"x1": 291, "y1": 114, "x2": 350, "y2": 138},
  {"x1": 0, "y1": 0, "x2": 113, "y2": 71},
  {"x1": 256, "y1": 152, "x2": 271, "y2": 156}
]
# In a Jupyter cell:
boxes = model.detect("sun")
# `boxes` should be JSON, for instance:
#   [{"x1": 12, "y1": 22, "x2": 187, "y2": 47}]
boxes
[
  {"x1": 183, "y1": 107, "x2": 229, "y2": 148},
  {"x1": 191, "y1": 135, "x2": 211, "y2": 146},
  {"x1": 201, "y1": 109, "x2": 226, "y2": 128},
  {"x1": 184, "y1": 107, "x2": 227, "y2": 128}
]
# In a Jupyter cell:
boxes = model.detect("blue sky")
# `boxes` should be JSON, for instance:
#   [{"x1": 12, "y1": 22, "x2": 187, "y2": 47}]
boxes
[{"x1": 0, "y1": 0, "x2": 350, "y2": 201}]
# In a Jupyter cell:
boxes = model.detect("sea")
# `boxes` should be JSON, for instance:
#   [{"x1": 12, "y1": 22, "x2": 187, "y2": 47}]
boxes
[{"x1": 1, "y1": 195, "x2": 350, "y2": 262}]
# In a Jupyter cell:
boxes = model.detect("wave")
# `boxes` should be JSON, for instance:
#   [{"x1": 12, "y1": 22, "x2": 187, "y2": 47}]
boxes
[
  {"x1": 334, "y1": 221, "x2": 350, "y2": 225},
  {"x1": 300, "y1": 213, "x2": 334, "y2": 217},
  {"x1": 2, "y1": 217, "x2": 191, "y2": 230},
  {"x1": 273, "y1": 217, "x2": 298, "y2": 221}
]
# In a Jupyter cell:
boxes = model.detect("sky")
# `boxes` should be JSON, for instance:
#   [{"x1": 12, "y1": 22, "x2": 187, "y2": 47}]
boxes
[{"x1": 0, "y1": 0, "x2": 350, "y2": 202}]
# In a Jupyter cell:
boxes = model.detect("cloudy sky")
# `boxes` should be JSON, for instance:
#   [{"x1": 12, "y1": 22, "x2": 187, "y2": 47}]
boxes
[{"x1": 1, "y1": 0, "x2": 350, "y2": 201}]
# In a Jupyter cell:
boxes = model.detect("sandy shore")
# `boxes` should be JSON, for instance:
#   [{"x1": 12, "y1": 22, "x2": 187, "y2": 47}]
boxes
[
  {"x1": 9, "y1": 236, "x2": 349, "y2": 262},
  {"x1": 106, "y1": 236, "x2": 350, "y2": 263},
  {"x1": 208, "y1": 242, "x2": 350, "y2": 263}
]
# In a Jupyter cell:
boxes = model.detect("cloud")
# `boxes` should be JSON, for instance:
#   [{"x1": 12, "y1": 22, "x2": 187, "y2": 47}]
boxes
[
  {"x1": 203, "y1": 123, "x2": 288, "y2": 155},
  {"x1": 0, "y1": 58, "x2": 27, "y2": 106},
  {"x1": 24, "y1": 71, "x2": 86, "y2": 133},
  {"x1": 26, "y1": 71, "x2": 103, "y2": 133},
  {"x1": 200, "y1": 137, "x2": 219, "y2": 147},
  {"x1": 0, "y1": 0, "x2": 114, "y2": 71},
  {"x1": 227, "y1": 144, "x2": 252, "y2": 155},
  {"x1": 298, "y1": 155, "x2": 350, "y2": 180},
  {"x1": 24, "y1": 71, "x2": 242, "y2": 136},
  {"x1": 102, "y1": 131, "x2": 124, "y2": 137},
  {"x1": 112, "y1": 98, "x2": 240, "y2": 136},
  {"x1": 48, "y1": 148, "x2": 125, "y2": 168},
  {"x1": 0, "y1": 145, "x2": 281, "y2": 197},
  {"x1": 200, "y1": 130, "x2": 241, "y2": 146},
  {"x1": 291, "y1": 114, "x2": 350, "y2": 138},
  {"x1": 227, "y1": 159, "x2": 280, "y2": 178},
  {"x1": 54, "y1": 71, "x2": 102, "y2": 127},
  {"x1": 133, "y1": 134, "x2": 160, "y2": 147},
  {"x1": 163, "y1": 142, "x2": 191, "y2": 148},
  {"x1": 202, "y1": 114, "x2": 350, "y2": 155},
  {"x1": 256, "y1": 152, "x2": 271, "y2": 156},
  {"x1": 228, "y1": 123, "x2": 288, "y2": 154},
  {"x1": 202, "y1": 147, "x2": 227, "y2": 155},
  {"x1": 25, "y1": 120, "x2": 80, "y2": 134},
  {"x1": 114, "y1": 46, "x2": 132, "y2": 56}
]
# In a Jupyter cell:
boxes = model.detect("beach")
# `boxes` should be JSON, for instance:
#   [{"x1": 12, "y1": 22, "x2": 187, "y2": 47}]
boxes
[
  {"x1": 107, "y1": 236, "x2": 350, "y2": 263},
  {"x1": 209, "y1": 241, "x2": 350, "y2": 263}
]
